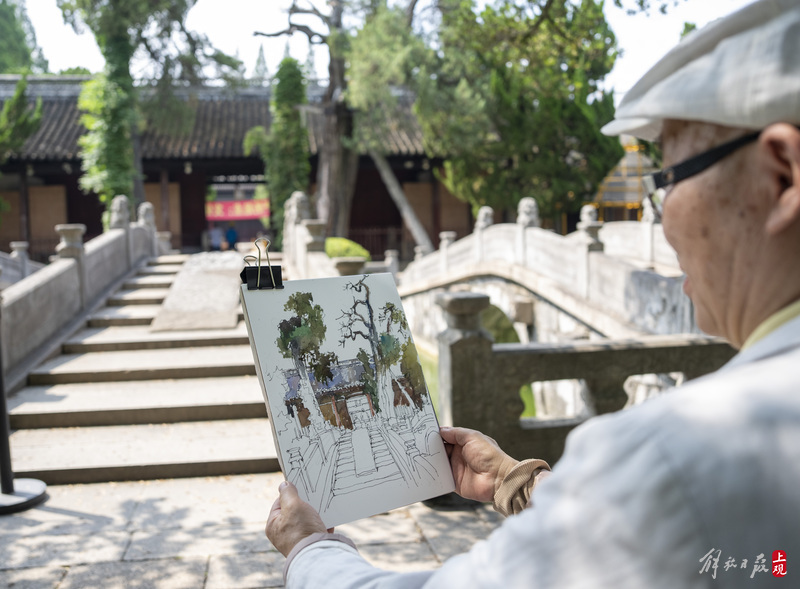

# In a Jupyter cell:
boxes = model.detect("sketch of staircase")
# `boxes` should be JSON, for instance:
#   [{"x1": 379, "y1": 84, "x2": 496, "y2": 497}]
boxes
[{"x1": 327, "y1": 424, "x2": 405, "y2": 509}]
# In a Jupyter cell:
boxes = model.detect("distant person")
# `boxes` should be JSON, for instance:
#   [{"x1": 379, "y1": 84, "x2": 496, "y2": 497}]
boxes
[
  {"x1": 265, "y1": 1, "x2": 800, "y2": 587},
  {"x1": 209, "y1": 226, "x2": 223, "y2": 251},
  {"x1": 226, "y1": 223, "x2": 239, "y2": 251}
]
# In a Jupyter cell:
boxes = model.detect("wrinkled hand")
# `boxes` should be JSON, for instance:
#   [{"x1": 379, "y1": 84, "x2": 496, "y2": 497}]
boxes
[
  {"x1": 266, "y1": 481, "x2": 330, "y2": 557},
  {"x1": 440, "y1": 426, "x2": 518, "y2": 503}
]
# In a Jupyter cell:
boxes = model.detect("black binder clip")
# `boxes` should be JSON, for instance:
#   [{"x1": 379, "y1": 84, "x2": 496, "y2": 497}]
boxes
[{"x1": 241, "y1": 238, "x2": 284, "y2": 290}]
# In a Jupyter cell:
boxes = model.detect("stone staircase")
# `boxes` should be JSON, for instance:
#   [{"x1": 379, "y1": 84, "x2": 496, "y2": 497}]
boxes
[{"x1": 7, "y1": 254, "x2": 279, "y2": 484}]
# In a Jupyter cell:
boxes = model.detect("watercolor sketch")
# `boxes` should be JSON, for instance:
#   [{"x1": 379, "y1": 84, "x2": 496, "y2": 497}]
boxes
[{"x1": 241, "y1": 273, "x2": 455, "y2": 527}]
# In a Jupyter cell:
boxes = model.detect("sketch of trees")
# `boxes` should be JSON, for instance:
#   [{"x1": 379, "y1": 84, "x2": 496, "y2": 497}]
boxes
[{"x1": 277, "y1": 291, "x2": 338, "y2": 431}]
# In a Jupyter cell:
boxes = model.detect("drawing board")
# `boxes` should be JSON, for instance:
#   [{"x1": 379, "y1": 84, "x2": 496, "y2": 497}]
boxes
[{"x1": 240, "y1": 273, "x2": 455, "y2": 527}]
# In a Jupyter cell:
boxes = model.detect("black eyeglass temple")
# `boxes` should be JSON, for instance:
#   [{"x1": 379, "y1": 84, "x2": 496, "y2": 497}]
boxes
[{"x1": 652, "y1": 131, "x2": 761, "y2": 190}]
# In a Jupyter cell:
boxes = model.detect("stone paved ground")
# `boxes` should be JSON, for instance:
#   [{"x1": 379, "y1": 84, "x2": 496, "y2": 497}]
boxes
[{"x1": 0, "y1": 474, "x2": 503, "y2": 588}]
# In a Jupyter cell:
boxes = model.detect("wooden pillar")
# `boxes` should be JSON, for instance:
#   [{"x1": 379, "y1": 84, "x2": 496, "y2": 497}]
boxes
[
  {"x1": 18, "y1": 168, "x2": 30, "y2": 243},
  {"x1": 160, "y1": 168, "x2": 170, "y2": 233},
  {"x1": 431, "y1": 175, "x2": 440, "y2": 248}
]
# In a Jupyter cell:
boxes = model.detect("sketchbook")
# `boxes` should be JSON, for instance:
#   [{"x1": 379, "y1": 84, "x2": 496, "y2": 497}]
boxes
[{"x1": 240, "y1": 272, "x2": 455, "y2": 528}]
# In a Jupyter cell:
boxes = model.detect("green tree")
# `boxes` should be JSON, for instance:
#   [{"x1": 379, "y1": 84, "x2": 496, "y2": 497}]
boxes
[
  {"x1": 412, "y1": 0, "x2": 623, "y2": 227},
  {"x1": 244, "y1": 57, "x2": 310, "y2": 249},
  {"x1": 0, "y1": 0, "x2": 48, "y2": 74},
  {"x1": 277, "y1": 291, "x2": 338, "y2": 431},
  {"x1": 58, "y1": 0, "x2": 243, "y2": 212},
  {"x1": 0, "y1": 76, "x2": 42, "y2": 219}
]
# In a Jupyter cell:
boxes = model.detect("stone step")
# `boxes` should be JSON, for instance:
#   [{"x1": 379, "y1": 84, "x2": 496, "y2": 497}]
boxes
[
  {"x1": 63, "y1": 323, "x2": 250, "y2": 353},
  {"x1": 9, "y1": 419, "x2": 279, "y2": 484},
  {"x1": 88, "y1": 305, "x2": 160, "y2": 327},
  {"x1": 149, "y1": 254, "x2": 190, "y2": 265},
  {"x1": 138, "y1": 264, "x2": 183, "y2": 275},
  {"x1": 123, "y1": 275, "x2": 176, "y2": 289},
  {"x1": 8, "y1": 376, "x2": 265, "y2": 428},
  {"x1": 28, "y1": 345, "x2": 256, "y2": 385},
  {"x1": 107, "y1": 288, "x2": 170, "y2": 306}
]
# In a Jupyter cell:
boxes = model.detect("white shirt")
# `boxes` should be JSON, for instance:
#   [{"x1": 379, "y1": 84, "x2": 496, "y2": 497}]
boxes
[{"x1": 285, "y1": 315, "x2": 800, "y2": 588}]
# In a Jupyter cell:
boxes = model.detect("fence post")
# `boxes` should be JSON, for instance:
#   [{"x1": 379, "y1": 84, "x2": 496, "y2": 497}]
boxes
[
  {"x1": 439, "y1": 231, "x2": 456, "y2": 275},
  {"x1": 436, "y1": 292, "x2": 493, "y2": 428},
  {"x1": 55, "y1": 223, "x2": 87, "y2": 309},
  {"x1": 9, "y1": 242, "x2": 29, "y2": 279}
]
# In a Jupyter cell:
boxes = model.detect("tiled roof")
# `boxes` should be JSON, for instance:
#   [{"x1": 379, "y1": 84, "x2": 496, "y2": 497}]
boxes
[{"x1": 0, "y1": 75, "x2": 425, "y2": 162}]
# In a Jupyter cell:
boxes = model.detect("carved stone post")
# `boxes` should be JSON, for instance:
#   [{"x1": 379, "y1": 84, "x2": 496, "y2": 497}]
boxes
[
  {"x1": 109, "y1": 195, "x2": 132, "y2": 268},
  {"x1": 473, "y1": 206, "x2": 494, "y2": 264},
  {"x1": 303, "y1": 220, "x2": 327, "y2": 253},
  {"x1": 439, "y1": 231, "x2": 456, "y2": 275},
  {"x1": 516, "y1": 197, "x2": 540, "y2": 267},
  {"x1": 9, "y1": 242, "x2": 29, "y2": 279},
  {"x1": 584, "y1": 375, "x2": 630, "y2": 415},
  {"x1": 436, "y1": 292, "x2": 493, "y2": 428},
  {"x1": 55, "y1": 224, "x2": 87, "y2": 308},
  {"x1": 576, "y1": 205, "x2": 604, "y2": 299},
  {"x1": 414, "y1": 245, "x2": 427, "y2": 261},
  {"x1": 136, "y1": 202, "x2": 158, "y2": 258},
  {"x1": 384, "y1": 249, "x2": 399, "y2": 276}
]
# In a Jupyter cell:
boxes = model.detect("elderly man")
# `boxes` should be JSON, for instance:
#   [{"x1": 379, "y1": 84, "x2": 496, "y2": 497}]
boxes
[{"x1": 266, "y1": 0, "x2": 800, "y2": 586}]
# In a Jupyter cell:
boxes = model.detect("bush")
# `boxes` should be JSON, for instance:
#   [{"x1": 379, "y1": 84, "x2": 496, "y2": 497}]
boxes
[{"x1": 325, "y1": 237, "x2": 371, "y2": 261}]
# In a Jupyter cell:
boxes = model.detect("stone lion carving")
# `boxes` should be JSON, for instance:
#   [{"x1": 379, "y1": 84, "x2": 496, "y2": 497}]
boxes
[
  {"x1": 516, "y1": 197, "x2": 540, "y2": 228},
  {"x1": 641, "y1": 196, "x2": 656, "y2": 223},
  {"x1": 579, "y1": 204, "x2": 598, "y2": 225},
  {"x1": 109, "y1": 195, "x2": 130, "y2": 229},
  {"x1": 474, "y1": 206, "x2": 494, "y2": 231},
  {"x1": 137, "y1": 202, "x2": 156, "y2": 229}
]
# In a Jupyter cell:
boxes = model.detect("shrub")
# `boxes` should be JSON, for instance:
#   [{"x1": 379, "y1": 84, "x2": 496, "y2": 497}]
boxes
[{"x1": 325, "y1": 237, "x2": 371, "y2": 261}]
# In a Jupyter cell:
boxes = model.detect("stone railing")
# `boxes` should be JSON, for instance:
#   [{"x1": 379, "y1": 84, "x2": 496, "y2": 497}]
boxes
[
  {"x1": 1, "y1": 199, "x2": 159, "y2": 392},
  {"x1": 0, "y1": 242, "x2": 45, "y2": 289},
  {"x1": 400, "y1": 203, "x2": 692, "y2": 337},
  {"x1": 282, "y1": 191, "x2": 400, "y2": 280},
  {"x1": 436, "y1": 292, "x2": 736, "y2": 464}
]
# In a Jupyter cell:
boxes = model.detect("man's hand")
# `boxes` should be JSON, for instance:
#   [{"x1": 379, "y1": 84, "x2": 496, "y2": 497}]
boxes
[
  {"x1": 266, "y1": 481, "x2": 329, "y2": 556},
  {"x1": 440, "y1": 426, "x2": 518, "y2": 503}
]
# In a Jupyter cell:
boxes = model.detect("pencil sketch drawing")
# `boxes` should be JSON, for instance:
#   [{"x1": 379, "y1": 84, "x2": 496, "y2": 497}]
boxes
[{"x1": 252, "y1": 273, "x2": 453, "y2": 525}]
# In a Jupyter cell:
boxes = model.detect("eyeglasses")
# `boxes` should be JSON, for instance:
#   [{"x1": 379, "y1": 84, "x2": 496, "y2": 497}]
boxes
[{"x1": 642, "y1": 130, "x2": 761, "y2": 221}]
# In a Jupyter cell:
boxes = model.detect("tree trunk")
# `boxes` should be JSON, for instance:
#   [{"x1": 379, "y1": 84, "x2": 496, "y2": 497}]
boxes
[
  {"x1": 316, "y1": 101, "x2": 359, "y2": 237},
  {"x1": 370, "y1": 150, "x2": 434, "y2": 253},
  {"x1": 131, "y1": 126, "x2": 145, "y2": 206}
]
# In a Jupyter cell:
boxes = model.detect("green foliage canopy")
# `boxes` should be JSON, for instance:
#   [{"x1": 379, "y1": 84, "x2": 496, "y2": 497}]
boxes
[
  {"x1": 0, "y1": 0, "x2": 48, "y2": 74},
  {"x1": 414, "y1": 0, "x2": 624, "y2": 223}
]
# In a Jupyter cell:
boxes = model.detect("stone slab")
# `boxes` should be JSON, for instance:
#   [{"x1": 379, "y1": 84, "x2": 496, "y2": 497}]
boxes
[
  {"x1": 137, "y1": 265, "x2": 183, "y2": 275},
  {"x1": 63, "y1": 323, "x2": 250, "y2": 353},
  {"x1": 0, "y1": 566, "x2": 67, "y2": 589},
  {"x1": 125, "y1": 522, "x2": 273, "y2": 560},
  {"x1": 407, "y1": 503, "x2": 497, "y2": 562},
  {"x1": 107, "y1": 288, "x2": 170, "y2": 306},
  {"x1": 123, "y1": 275, "x2": 175, "y2": 289},
  {"x1": 8, "y1": 376, "x2": 265, "y2": 428},
  {"x1": 0, "y1": 529, "x2": 129, "y2": 569},
  {"x1": 150, "y1": 254, "x2": 191, "y2": 265},
  {"x1": 59, "y1": 558, "x2": 208, "y2": 589},
  {"x1": 10, "y1": 419, "x2": 278, "y2": 483},
  {"x1": 88, "y1": 305, "x2": 161, "y2": 327},
  {"x1": 359, "y1": 541, "x2": 441, "y2": 572},
  {"x1": 206, "y1": 552, "x2": 284, "y2": 589},
  {"x1": 150, "y1": 252, "x2": 244, "y2": 332},
  {"x1": 28, "y1": 345, "x2": 256, "y2": 384}
]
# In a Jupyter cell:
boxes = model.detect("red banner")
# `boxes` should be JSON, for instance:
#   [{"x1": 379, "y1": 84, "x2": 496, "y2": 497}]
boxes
[{"x1": 205, "y1": 199, "x2": 270, "y2": 221}]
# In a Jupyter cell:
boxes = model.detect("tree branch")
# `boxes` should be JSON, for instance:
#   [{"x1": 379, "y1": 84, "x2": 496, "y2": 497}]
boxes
[
  {"x1": 289, "y1": 1, "x2": 331, "y2": 27},
  {"x1": 254, "y1": 24, "x2": 327, "y2": 44}
]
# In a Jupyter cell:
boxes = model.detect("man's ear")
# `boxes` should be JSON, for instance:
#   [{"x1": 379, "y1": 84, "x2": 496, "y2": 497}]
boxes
[{"x1": 760, "y1": 124, "x2": 800, "y2": 235}]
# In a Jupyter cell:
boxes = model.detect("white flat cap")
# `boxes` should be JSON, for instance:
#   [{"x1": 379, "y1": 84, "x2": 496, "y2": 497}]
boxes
[{"x1": 602, "y1": 0, "x2": 800, "y2": 141}]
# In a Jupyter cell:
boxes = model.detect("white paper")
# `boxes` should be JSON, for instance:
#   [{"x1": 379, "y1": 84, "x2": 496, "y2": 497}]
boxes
[{"x1": 240, "y1": 273, "x2": 456, "y2": 527}]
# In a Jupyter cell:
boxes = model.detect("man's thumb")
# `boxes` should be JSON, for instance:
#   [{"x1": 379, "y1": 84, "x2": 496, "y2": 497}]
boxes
[{"x1": 279, "y1": 480, "x2": 298, "y2": 503}]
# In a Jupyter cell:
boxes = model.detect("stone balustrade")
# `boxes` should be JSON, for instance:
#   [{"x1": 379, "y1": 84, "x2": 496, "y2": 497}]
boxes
[
  {"x1": 2, "y1": 200, "x2": 157, "y2": 393},
  {"x1": 436, "y1": 292, "x2": 736, "y2": 464}
]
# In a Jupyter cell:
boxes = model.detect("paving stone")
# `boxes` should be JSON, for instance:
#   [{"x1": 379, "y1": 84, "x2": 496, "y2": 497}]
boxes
[
  {"x1": 63, "y1": 324, "x2": 249, "y2": 353},
  {"x1": 129, "y1": 474, "x2": 283, "y2": 530},
  {"x1": 0, "y1": 566, "x2": 67, "y2": 589},
  {"x1": 407, "y1": 503, "x2": 498, "y2": 561},
  {"x1": 336, "y1": 509, "x2": 422, "y2": 545},
  {"x1": 359, "y1": 541, "x2": 441, "y2": 572},
  {"x1": 125, "y1": 522, "x2": 273, "y2": 561},
  {"x1": 0, "y1": 529, "x2": 129, "y2": 570},
  {"x1": 206, "y1": 552, "x2": 284, "y2": 589},
  {"x1": 58, "y1": 558, "x2": 207, "y2": 589}
]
